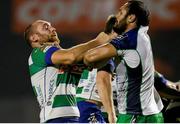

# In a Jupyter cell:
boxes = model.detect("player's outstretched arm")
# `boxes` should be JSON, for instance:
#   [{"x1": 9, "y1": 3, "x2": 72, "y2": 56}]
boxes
[
  {"x1": 154, "y1": 71, "x2": 180, "y2": 92},
  {"x1": 166, "y1": 80, "x2": 180, "y2": 92},
  {"x1": 96, "y1": 70, "x2": 116, "y2": 123},
  {"x1": 51, "y1": 32, "x2": 113, "y2": 65},
  {"x1": 175, "y1": 81, "x2": 180, "y2": 91},
  {"x1": 83, "y1": 42, "x2": 117, "y2": 67},
  {"x1": 50, "y1": 15, "x2": 117, "y2": 65}
]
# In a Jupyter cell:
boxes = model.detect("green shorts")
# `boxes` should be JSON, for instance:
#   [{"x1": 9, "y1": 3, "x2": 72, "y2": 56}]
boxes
[{"x1": 117, "y1": 112, "x2": 164, "y2": 123}]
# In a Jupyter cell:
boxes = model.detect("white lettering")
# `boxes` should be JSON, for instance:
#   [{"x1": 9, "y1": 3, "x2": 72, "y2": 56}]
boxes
[
  {"x1": 17, "y1": 0, "x2": 116, "y2": 24},
  {"x1": 18, "y1": 1, "x2": 38, "y2": 23},
  {"x1": 42, "y1": 2, "x2": 64, "y2": 23},
  {"x1": 68, "y1": 0, "x2": 86, "y2": 22},
  {"x1": 91, "y1": 0, "x2": 116, "y2": 22}
]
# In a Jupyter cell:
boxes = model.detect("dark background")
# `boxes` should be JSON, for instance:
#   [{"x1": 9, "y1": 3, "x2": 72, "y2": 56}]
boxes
[{"x1": 0, "y1": 0, "x2": 179, "y2": 122}]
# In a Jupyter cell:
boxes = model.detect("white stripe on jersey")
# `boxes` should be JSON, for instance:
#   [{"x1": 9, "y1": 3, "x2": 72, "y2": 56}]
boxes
[
  {"x1": 77, "y1": 69, "x2": 100, "y2": 101},
  {"x1": 41, "y1": 106, "x2": 80, "y2": 122},
  {"x1": 54, "y1": 84, "x2": 76, "y2": 96},
  {"x1": 122, "y1": 50, "x2": 140, "y2": 68},
  {"x1": 28, "y1": 54, "x2": 33, "y2": 65},
  {"x1": 116, "y1": 26, "x2": 163, "y2": 115}
]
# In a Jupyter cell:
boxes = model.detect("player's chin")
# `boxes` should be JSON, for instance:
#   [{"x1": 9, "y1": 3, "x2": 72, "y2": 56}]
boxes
[
  {"x1": 49, "y1": 35, "x2": 58, "y2": 41},
  {"x1": 52, "y1": 37, "x2": 60, "y2": 45},
  {"x1": 51, "y1": 34, "x2": 58, "y2": 38}
]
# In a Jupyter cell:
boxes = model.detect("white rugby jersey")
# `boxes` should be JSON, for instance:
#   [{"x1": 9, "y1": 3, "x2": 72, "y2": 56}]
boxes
[
  {"x1": 28, "y1": 46, "x2": 80, "y2": 122},
  {"x1": 110, "y1": 26, "x2": 163, "y2": 115}
]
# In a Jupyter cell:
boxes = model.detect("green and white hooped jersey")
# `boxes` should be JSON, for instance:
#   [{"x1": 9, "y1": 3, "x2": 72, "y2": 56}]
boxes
[
  {"x1": 110, "y1": 26, "x2": 163, "y2": 115},
  {"x1": 76, "y1": 60, "x2": 116, "y2": 103},
  {"x1": 76, "y1": 69, "x2": 101, "y2": 102},
  {"x1": 28, "y1": 46, "x2": 80, "y2": 122}
]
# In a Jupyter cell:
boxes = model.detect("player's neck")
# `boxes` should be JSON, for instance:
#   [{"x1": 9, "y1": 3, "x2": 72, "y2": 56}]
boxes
[{"x1": 124, "y1": 24, "x2": 137, "y2": 33}]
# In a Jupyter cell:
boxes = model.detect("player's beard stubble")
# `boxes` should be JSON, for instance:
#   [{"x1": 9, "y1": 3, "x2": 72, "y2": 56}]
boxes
[
  {"x1": 40, "y1": 34, "x2": 61, "y2": 48},
  {"x1": 113, "y1": 17, "x2": 128, "y2": 35},
  {"x1": 49, "y1": 35, "x2": 60, "y2": 47}
]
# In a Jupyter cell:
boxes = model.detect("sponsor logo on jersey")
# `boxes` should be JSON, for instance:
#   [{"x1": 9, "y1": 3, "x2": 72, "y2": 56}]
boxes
[{"x1": 58, "y1": 64, "x2": 87, "y2": 74}]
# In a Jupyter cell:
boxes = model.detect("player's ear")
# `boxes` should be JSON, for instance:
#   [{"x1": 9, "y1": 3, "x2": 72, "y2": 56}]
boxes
[
  {"x1": 30, "y1": 34, "x2": 42, "y2": 47},
  {"x1": 30, "y1": 33, "x2": 39, "y2": 43},
  {"x1": 127, "y1": 14, "x2": 136, "y2": 23}
]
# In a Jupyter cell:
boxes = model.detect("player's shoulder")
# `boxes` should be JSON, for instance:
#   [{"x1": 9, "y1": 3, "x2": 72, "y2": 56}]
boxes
[
  {"x1": 32, "y1": 45, "x2": 58, "y2": 54},
  {"x1": 40, "y1": 44, "x2": 54, "y2": 52},
  {"x1": 113, "y1": 34, "x2": 128, "y2": 41}
]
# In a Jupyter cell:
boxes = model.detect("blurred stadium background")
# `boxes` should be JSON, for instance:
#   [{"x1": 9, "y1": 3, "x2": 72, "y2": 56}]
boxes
[{"x1": 0, "y1": 0, "x2": 179, "y2": 122}]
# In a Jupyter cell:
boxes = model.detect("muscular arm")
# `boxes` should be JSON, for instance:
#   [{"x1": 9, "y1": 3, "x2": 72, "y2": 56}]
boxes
[
  {"x1": 51, "y1": 32, "x2": 113, "y2": 65},
  {"x1": 96, "y1": 70, "x2": 116, "y2": 123},
  {"x1": 83, "y1": 43, "x2": 117, "y2": 67},
  {"x1": 154, "y1": 71, "x2": 180, "y2": 92},
  {"x1": 154, "y1": 71, "x2": 180, "y2": 99}
]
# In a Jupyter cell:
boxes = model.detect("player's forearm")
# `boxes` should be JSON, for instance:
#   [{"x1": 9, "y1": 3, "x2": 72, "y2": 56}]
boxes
[
  {"x1": 83, "y1": 43, "x2": 117, "y2": 67},
  {"x1": 154, "y1": 71, "x2": 180, "y2": 92},
  {"x1": 51, "y1": 32, "x2": 112, "y2": 65},
  {"x1": 165, "y1": 80, "x2": 180, "y2": 92},
  {"x1": 70, "y1": 37, "x2": 109, "y2": 63},
  {"x1": 96, "y1": 71, "x2": 116, "y2": 121},
  {"x1": 71, "y1": 32, "x2": 116, "y2": 63},
  {"x1": 51, "y1": 38, "x2": 106, "y2": 65}
]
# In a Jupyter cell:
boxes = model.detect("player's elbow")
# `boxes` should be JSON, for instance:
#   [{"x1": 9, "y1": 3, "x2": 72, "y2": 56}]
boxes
[{"x1": 83, "y1": 53, "x2": 95, "y2": 66}]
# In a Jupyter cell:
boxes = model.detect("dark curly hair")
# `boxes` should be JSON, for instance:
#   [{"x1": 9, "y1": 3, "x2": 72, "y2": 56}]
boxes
[{"x1": 127, "y1": 0, "x2": 150, "y2": 27}]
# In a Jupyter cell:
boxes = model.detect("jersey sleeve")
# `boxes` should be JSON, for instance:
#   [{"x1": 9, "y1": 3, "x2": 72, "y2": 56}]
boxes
[
  {"x1": 154, "y1": 72, "x2": 167, "y2": 85},
  {"x1": 98, "y1": 59, "x2": 115, "y2": 74},
  {"x1": 31, "y1": 46, "x2": 59, "y2": 67},
  {"x1": 154, "y1": 71, "x2": 167, "y2": 91},
  {"x1": 110, "y1": 36, "x2": 127, "y2": 56},
  {"x1": 110, "y1": 35, "x2": 128, "y2": 49},
  {"x1": 110, "y1": 34, "x2": 137, "y2": 56},
  {"x1": 45, "y1": 46, "x2": 59, "y2": 65}
]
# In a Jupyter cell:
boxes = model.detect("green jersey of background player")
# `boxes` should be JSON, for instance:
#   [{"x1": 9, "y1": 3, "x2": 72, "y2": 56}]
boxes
[{"x1": 76, "y1": 59, "x2": 116, "y2": 123}]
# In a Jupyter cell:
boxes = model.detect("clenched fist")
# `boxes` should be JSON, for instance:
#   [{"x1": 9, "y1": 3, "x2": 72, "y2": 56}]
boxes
[{"x1": 104, "y1": 15, "x2": 117, "y2": 34}]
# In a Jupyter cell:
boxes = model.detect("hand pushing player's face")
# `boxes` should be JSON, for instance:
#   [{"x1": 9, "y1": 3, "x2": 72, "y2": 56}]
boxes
[{"x1": 32, "y1": 20, "x2": 60, "y2": 46}]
